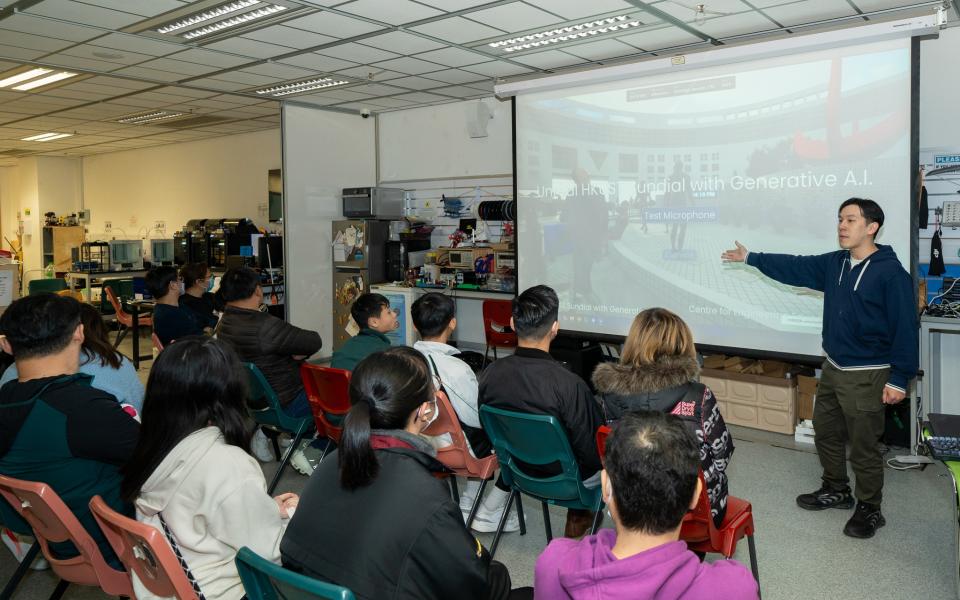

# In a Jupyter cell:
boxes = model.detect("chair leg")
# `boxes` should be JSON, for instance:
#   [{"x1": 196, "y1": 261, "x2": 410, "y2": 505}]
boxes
[
  {"x1": 267, "y1": 425, "x2": 309, "y2": 494},
  {"x1": 542, "y1": 501, "x2": 552, "y2": 543},
  {"x1": 484, "y1": 345, "x2": 491, "y2": 363},
  {"x1": 114, "y1": 325, "x2": 127, "y2": 348},
  {"x1": 449, "y1": 476, "x2": 460, "y2": 502},
  {"x1": 317, "y1": 438, "x2": 333, "y2": 464},
  {"x1": 465, "y1": 479, "x2": 489, "y2": 530},
  {"x1": 515, "y1": 492, "x2": 526, "y2": 536},
  {"x1": 747, "y1": 534, "x2": 760, "y2": 591},
  {"x1": 47, "y1": 580, "x2": 70, "y2": 600},
  {"x1": 0, "y1": 542, "x2": 40, "y2": 600},
  {"x1": 489, "y1": 490, "x2": 517, "y2": 558},
  {"x1": 493, "y1": 346, "x2": 498, "y2": 360},
  {"x1": 590, "y1": 508, "x2": 604, "y2": 534}
]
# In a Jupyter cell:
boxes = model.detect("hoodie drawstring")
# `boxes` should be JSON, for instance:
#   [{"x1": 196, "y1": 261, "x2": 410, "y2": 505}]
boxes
[{"x1": 854, "y1": 259, "x2": 871, "y2": 291}]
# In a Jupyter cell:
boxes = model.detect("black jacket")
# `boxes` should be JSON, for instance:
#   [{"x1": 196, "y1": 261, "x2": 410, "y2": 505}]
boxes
[
  {"x1": 280, "y1": 431, "x2": 490, "y2": 600},
  {"x1": 217, "y1": 306, "x2": 322, "y2": 407},
  {"x1": 593, "y1": 356, "x2": 734, "y2": 527},
  {"x1": 479, "y1": 347, "x2": 604, "y2": 478},
  {"x1": 179, "y1": 292, "x2": 218, "y2": 328}
]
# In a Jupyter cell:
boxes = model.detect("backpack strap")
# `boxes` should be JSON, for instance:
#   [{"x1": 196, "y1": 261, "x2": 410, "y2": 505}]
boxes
[{"x1": 158, "y1": 513, "x2": 207, "y2": 600}]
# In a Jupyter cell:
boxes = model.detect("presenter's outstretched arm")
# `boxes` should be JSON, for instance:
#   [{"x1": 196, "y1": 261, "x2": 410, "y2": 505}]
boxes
[{"x1": 721, "y1": 241, "x2": 748, "y2": 262}]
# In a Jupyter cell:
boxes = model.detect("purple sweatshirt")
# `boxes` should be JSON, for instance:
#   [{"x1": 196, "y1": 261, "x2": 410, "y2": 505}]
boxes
[{"x1": 534, "y1": 529, "x2": 758, "y2": 600}]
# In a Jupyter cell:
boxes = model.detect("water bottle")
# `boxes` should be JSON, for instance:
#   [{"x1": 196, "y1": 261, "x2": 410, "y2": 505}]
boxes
[{"x1": 44, "y1": 262, "x2": 55, "y2": 279}]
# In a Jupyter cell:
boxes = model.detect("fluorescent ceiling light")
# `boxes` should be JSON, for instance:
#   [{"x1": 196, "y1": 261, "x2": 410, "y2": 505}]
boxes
[
  {"x1": 488, "y1": 15, "x2": 641, "y2": 53},
  {"x1": 0, "y1": 68, "x2": 52, "y2": 88},
  {"x1": 12, "y1": 71, "x2": 78, "y2": 91},
  {"x1": 255, "y1": 78, "x2": 349, "y2": 97},
  {"x1": 157, "y1": 0, "x2": 261, "y2": 34},
  {"x1": 181, "y1": 3, "x2": 287, "y2": 39},
  {"x1": 21, "y1": 132, "x2": 73, "y2": 142},
  {"x1": 116, "y1": 111, "x2": 186, "y2": 124}
]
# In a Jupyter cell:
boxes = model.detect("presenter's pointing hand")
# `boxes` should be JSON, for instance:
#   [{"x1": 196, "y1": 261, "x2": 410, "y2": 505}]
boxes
[{"x1": 721, "y1": 241, "x2": 748, "y2": 263}]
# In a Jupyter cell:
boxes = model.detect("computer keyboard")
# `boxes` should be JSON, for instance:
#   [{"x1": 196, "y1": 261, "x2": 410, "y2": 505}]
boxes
[{"x1": 926, "y1": 436, "x2": 960, "y2": 460}]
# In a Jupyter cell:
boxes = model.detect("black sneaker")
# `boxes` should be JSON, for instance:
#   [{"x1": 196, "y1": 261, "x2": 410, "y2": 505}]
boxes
[
  {"x1": 843, "y1": 502, "x2": 885, "y2": 538},
  {"x1": 796, "y1": 485, "x2": 854, "y2": 511}
]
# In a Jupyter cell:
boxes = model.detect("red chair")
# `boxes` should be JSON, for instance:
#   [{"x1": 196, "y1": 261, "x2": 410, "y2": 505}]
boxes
[
  {"x1": 151, "y1": 333, "x2": 165, "y2": 353},
  {"x1": 300, "y1": 364, "x2": 352, "y2": 463},
  {"x1": 595, "y1": 425, "x2": 760, "y2": 586},
  {"x1": 105, "y1": 286, "x2": 152, "y2": 348},
  {"x1": 0, "y1": 475, "x2": 134, "y2": 600},
  {"x1": 89, "y1": 495, "x2": 199, "y2": 600},
  {"x1": 423, "y1": 390, "x2": 499, "y2": 528},
  {"x1": 482, "y1": 299, "x2": 517, "y2": 361}
]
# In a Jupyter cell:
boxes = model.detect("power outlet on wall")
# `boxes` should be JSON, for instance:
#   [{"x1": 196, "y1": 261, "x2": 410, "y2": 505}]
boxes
[
  {"x1": 104, "y1": 221, "x2": 112, "y2": 233},
  {"x1": 154, "y1": 220, "x2": 165, "y2": 231}
]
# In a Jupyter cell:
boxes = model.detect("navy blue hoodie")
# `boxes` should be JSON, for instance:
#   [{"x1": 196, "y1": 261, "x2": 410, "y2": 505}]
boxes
[{"x1": 746, "y1": 244, "x2": 917, "y2": 392}]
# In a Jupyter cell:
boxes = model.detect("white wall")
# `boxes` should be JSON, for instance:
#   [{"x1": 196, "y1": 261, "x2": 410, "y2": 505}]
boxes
[
  {"x1": 283, "y1": 103, "x2": 375, "y2": 353},
  {"x1": 82, "y1": 128, "x2": 281, "y2": 240},
  {"x1": 920, "y1": 26, "x2": 960, "y2": 149},
  {"x1": 377, "y1": 98, "x2": 512, "y2": 182}
]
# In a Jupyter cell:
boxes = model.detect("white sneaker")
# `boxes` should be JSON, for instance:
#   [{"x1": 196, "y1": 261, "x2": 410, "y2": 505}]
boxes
[
  {"x1": 250, "y1": 428, "x2": 275, "y2": 463},
  {"x1": 278, "y1": 435, "x2": 294, "y2": 449},
  {"x1": 459, "y1": 480, "x2": 482, "y2": 517},
  {"x1": 2, "y1": 529, "x2": 49, "y2": 571},
  {"x1": 290, "y1": 441, "x2": 325, "y2": 476},
  {"x1": 470, "y1": 505, "x2": 521, "y2": 533}
]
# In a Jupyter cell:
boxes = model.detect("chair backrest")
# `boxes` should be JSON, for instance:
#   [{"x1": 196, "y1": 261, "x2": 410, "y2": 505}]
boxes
[
  {"x1": 422, "y1": 390, "x2": 498, "y2": 479},
  {"x1": 481, "y1": 299, "x2": 517, "y2": 348},
  {"x1": 89, "y1": 495, "x2": 198, "y2": 600},
  {"x1": 479, "y1": 405, "x2": 591, "y2": 505},
  {"x1": 243, "y1": 363, "x2": 299, "y2": 431},
  {"x1": 0, "y1": 475, "x2": 132, "y2": 596},
  {"x1": 596, "y1": 425, "x2": 611, "y2": 462},
  {"x1": 104, "y1": 286, "x2": 131, "y2": 326},
  {"x1": 151, "y1": 333, "x2": 165, "y2": 352},
  {"x1": 235, "y1": 546, "x2": 356, "y2": 600},
  {"x1": 28, "y1": 278, "x2": 68, "y2": 295},
  {"x1": 300, "y1": 364, "x2": 351, "y2": 443},
  {"x1": 680, "y1": 472, "x2": 723, "y2": 545}
]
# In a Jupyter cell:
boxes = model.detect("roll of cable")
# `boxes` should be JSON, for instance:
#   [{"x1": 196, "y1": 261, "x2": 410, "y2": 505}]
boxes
[
  {"x1": 503, "y1": 199, "x2": 516, "y2": 221},
  {"x1": 479, "y1": 200, "x2": 515, "y2": 221}
]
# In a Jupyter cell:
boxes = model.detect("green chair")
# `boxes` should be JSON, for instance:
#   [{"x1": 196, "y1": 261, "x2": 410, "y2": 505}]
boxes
[
  {"x1": 479, "y1": 405, "x2": 604, "y2": 557},
  {"x1": 235, "y1": 547, "x2": 356, "y2": 600},
  {"x1": 27, "y1": 278, "x2": 67, "y2": 295},
  {"x1": 243, "y1": 363, "x2": 315, "y2": 494}
]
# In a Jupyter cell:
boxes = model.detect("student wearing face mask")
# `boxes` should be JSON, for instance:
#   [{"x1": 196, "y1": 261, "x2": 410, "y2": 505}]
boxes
[
  {"x1": 179, "y1": 262, "x2": 219, "y2": 328},
  {"x1": 147, "y1": 266, "x2": 206, "y2": 347},
  {"x1": 281, "y1": 347, "x2": 532, "y2": 600}
]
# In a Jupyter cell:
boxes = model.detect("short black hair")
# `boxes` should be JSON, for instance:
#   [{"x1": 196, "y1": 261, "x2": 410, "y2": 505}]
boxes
[
  {"x1": 605, "y1": 411, "x2": 700, "y2": 535},
  {"x1": 180, "y1": 262, "x2": 209, "y2": 289},
  {"x1": 512, "y1": 285, "x2": 559, "y2": 340},
  {"x1": 411, "y1": 292, "x2": 455, "y2": 338},
  {"x1": 351, "y1": 293, "x2": 390, "y2": 329},
  {"x1": 145, "y1": 266, "x2": 179, "y2": 299},
  {"x1": 219, "y1": 267, "x2": 260, "y2": 302},
  {"x1": 0, "y1": 294, "x2": 82, "y2": 360},
  {"x1": 839, "y1": 198, "x2": 884, "y2": 237}
]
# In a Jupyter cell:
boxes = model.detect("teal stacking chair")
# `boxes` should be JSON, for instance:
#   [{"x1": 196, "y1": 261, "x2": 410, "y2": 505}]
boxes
[
  {"x1": 243, "y1": 363, "x2": 314, "y2": 494},
  {"x1": 236, "y1": 547, "x2": 356, "y2": 600},
  {"x1": 27, "y1": 278, "x2": 67, "y2": 295},
  {"x1": 479, "y1": 405, "x2": 604, "y2": 557}
]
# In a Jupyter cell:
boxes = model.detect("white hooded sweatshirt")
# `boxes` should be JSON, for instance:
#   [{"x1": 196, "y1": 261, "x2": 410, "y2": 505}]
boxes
[{"x1": 134, "y1": 426, "x2": 288, "y2": 600}]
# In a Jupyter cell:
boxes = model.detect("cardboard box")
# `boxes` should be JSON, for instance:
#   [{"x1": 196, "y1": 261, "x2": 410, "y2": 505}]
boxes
[
  {"x1": 701, "y1": 367, "x2": 796, "y2": 435},
  {"x1": 797, "y1": 392, "x2": 815, "y2": 421},
  {"x1": 702, "y1": 354, "x2": 726, "y2": 369},
  {"x1": 797, "y1": 375, "x2": 819, "y2": 396},
  {"x1": 759, "y1": 360, "x2": 789, "y2": 378}
]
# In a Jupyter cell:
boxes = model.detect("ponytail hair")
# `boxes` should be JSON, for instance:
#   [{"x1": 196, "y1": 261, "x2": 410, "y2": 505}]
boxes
[{"x1": 338, "y1": 346, "x2": 434, "y2": 490}]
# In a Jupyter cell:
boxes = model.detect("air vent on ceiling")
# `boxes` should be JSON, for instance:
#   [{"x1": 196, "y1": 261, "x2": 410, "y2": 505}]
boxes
[{"x1": 157, "y1": 115, "x2": 236, "y2": 129}]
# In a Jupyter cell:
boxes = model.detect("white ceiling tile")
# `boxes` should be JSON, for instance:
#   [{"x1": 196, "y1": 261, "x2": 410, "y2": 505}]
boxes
[
  {"x1": 418, "y1": 0, "x2": 507, "y2": 10},
  {"x1": 41, "y1": 88, "x2": 114, "y2": 102},
  {"x1": 71, "y1": 0, "x2": 185, "y2": 17},
  {"x1": 24, "y1": 0, "x2": 145, "y2": 28},
  {"x1": 430, "y1": 85, "x2": 487, "y2": 98},
  {"x1": 461, "y1": 60, "x2": 535, "y2": 77},
  {"x1": 136, "y1": 58, "x2": 222, "y2": 77},
  {"x1": 562, "y1": 38, "x2": 640, "y2": 61},
  {"x1": 165, "y1": 48, "x2": 253, "y2": 69},
  {"x1": 203, "y1": 38, "x2": 294, "y2": 59},
  {"x1": 511, "y1": 49, "x2": 584, "y2": 69},
  {"x1": 615, "y1": 26, "x2": 703, "y2": 51},
  {"x1": 277, "y1": 53, "x2": 359, "y2": 72},
  {"x1": 175, "y1": 78, "x2": 247, "y2": 91},
  {"x1": 411, "y1": 17, "x2": 506, "y2": 44},
  {"x1": 696, "y1": 11, "x2": 778, "y2": 37},
  {"x1": 354, "y1": 96, "x2": 416, "y2": 108},
  {"x1": 370, "y1": 56, "x2": 446, "y2": 75},
  {"x1": 0, "y1": 44, "x2": 47, "y2": 61},
  {"x1": 317, "y1": 43, "x2": 400, "y2": 64},
  {"x1": 338, "y1": 0, "x2": 443, "y2": 25},
  {"x1": 650, "y1": 0, "x2": 752, "y2": 20},
  {"x1": 849, "y1": 0, "x2": 927, "y2": 11},
  {"x1": 392, "y1": 91, "x2": 450, "y2": 103},
  {"x1": 419, "y1": 68, "x2": 488, "y2": 84},
  {"x1": 762, "y1": 0, "x2": 857, "y2": 26},
  {"x1": 335, "y1": 66, "x2": 406, "y2": 81},
  {"x1": 112, "y1": 65, "x2": 185, "y2": 82},
  {"x1": 208, "y1": 71, "x2": 280, "y2": 86},
  {"x1": 464, "y1": 80, "x2": 495, "y2": 93},
  {"x1": 240, "y1": 25, "x2": 337, "y2": 49},
  {"x1": 386, "y1": 75, "x2": 448, "y2": 91},
  {"x1": 60, "y1": 44, "x2": 157, "y2": 66},
  {"x1": 0, "y1": 13, "x2": 102, "y2": 43},
  {"x1": 465, "y1": 4, "x2": 563, "y2": 34},
  {"x1": 39, "y1": 54, "x2": 126, "y2": 72},
  {"x1": 81, "y1": 76, "x2": 156, "y2": 91},
  {"x1": 303, "y1": 88, "x2": 373, "y2": 102},
  {"x1": 413, "y1": 47, "x2": 491, "y2": 67},
  {"x1": 0, "y1": 29, "x2": 76, "y2": 53},
  {"x1": 90, "y1": 33, "x2": 185, "y2": 57},
  {"x1": 209, "y1": 94, "x2": 269, "y2": 106},
  {"x1": 358, "y1": 31, "x2": 446, "y2": 55},
  {"x1": 154, "y1": 86, "x2": 219, "y2": 99},
  {"x1": 526, "y1": 0, "x2": 632, "y2": 20},
  {"x1": 283, "y1": 11, "x2": 385, "y2": 38},
  {"x1": 349, "y1": 83, "x2": 407, "y2": 96},
  {"x1": 239, "y1": 63, "x2": 319, "y2": 79},
  {"x1": 288, "y1": 94, "x2": 340, "y2": 106}
]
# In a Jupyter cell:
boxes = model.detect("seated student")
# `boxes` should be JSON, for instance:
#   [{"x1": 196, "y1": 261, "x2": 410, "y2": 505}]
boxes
[
  {"x1": 281, "y1": 347, "x2": 527, "y2": 600},
  {"x1": 0, "y1": 302, "x2": 144, "y2": 414},
  {"x1": 0, "y1": 294, "x2": 139, "y2": 566},
  {"x1": 148, "y1": 266, "x2": 205, "y2": 346},
  {"x1": 121, "y1": 337, "x2": 298, "y2": 600},
  {"x1": 179, "y1": 262, "x2": 219, "y2": 328},
  {"x1": 534, "y1": 411, "x2": 758, "y2": 600},
  {"x1": 592, "y1": 308, "x2": 734, "y2": 527},
  {"x1": 479, "y1": 285, "x2": 605, "y2": 538},
  {"x1": 330, "y1": 293, "x2": 396, "y2": 372}
]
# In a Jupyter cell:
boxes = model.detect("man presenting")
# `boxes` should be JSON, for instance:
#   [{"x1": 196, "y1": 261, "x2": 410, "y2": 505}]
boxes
[{"x1": 721, "y1": 198, "x2": 917, "y2": 539}]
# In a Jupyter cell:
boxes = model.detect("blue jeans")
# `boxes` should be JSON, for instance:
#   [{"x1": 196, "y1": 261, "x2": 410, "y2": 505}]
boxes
[{"x1": 282, "y1": 389, "x2": 311, "y2": 418}]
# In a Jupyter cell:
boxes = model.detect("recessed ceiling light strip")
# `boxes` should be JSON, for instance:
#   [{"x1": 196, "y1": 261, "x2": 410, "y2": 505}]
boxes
[
  {"x1": 183, "y1": 4, "x2": 287, "y2": 40},
  {"x1": 488, "y1": 15, "x2": 642, "y2": 52},
  {"x1": 157, "y1": 0, "x2": 262, "y2": 34},
  {"x1": 12, "y1": 71, "x2": 78, "y2": 91},
  {"x1": 255, "y1": 78, "x2": 349, "y2": 96},
  {"x1": 0, "y1": 68, "x2": 52, "y2": 88},
  {"x1": 21, "y1": 132, "x2": 73, "y2": 142},
  {"x1": 117, "y1": 111, "x2": 186, "y2": 124}
]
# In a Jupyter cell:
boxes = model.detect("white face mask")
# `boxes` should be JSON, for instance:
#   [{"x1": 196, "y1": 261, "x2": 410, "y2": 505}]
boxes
[
  {"x1": 420, "y1": 398, "x2": 439, "y2": 429},
  {"x1": 177, "y1": 281, "x2": 185, "y2": 295}
]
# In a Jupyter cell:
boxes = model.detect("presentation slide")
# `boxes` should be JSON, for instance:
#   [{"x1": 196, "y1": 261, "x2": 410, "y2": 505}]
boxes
[{"x1": 515, "y1": 38, "x2": 912, "y2": 358}]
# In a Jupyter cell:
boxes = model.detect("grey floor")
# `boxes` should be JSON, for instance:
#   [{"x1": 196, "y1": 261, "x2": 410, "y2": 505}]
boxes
[{"x1": 2, "y1": 334, "x2": 956, "y2": 599}]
